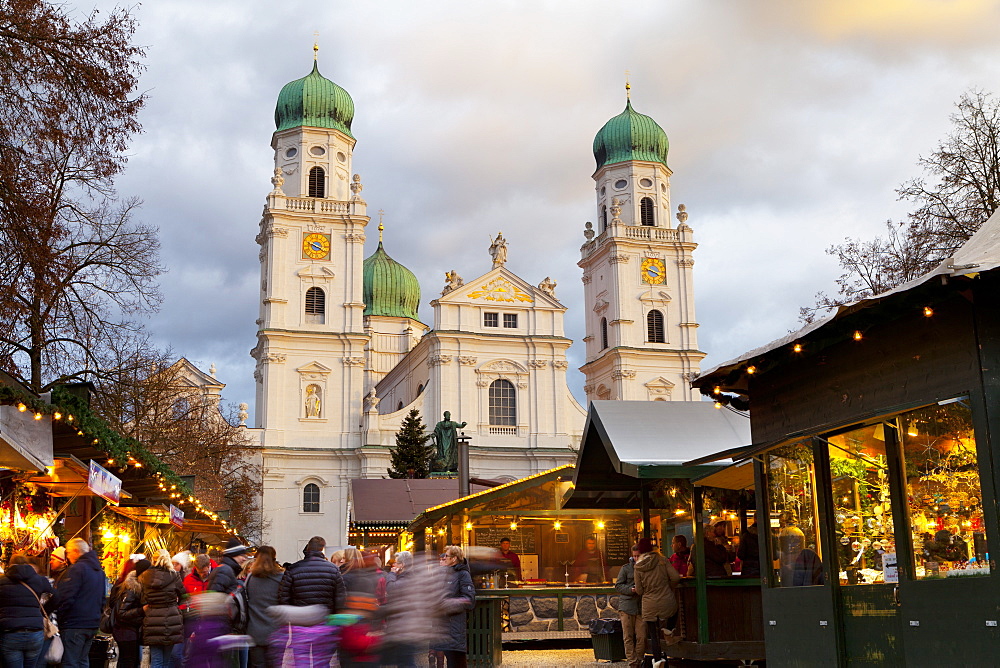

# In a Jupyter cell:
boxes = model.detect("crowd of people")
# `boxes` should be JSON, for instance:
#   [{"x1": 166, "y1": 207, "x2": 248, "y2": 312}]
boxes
[{"x1": 0, "y1": 535, "x2": 477, "y2": 668}]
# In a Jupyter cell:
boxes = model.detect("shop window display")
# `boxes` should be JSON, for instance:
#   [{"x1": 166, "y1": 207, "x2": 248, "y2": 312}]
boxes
[
  {"x1": 898, "y1": 398, "x2": 990, "y2": 579},
  {"x1": 826, "y1": 424, "x2": 894, "y2": 585},
  {"x1": 766, "y1": 441, "x2": 824, "y2": 587}
]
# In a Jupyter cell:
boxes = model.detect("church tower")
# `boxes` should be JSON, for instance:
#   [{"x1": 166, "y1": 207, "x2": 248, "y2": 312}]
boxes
[
  {"x1": 252, "y1": 55, "x2": 370, "y2": 555},
  {"x1": 578, "y1": 87, "x2": 705, "y2": 401}
]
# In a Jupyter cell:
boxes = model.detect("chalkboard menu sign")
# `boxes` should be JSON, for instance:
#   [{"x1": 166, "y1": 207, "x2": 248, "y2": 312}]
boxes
[
  {"x1": 604, "y1": 519, "x2": 632, "y2": 566},
  {"x1": 473, "y1": 526, "x2": 537, "y2": 554}
]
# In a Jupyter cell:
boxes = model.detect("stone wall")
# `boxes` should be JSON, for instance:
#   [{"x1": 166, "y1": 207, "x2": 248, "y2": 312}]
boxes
[{"x1": 505, "y1": 594, "x2": 620, "y2": 632}]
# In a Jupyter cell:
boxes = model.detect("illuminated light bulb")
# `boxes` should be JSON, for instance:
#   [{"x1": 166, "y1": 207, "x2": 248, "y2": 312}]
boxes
[
  {"x1": 674, "y1": 509, "x2": 685, "y2": 516},
  {"x1": 103, "y1": 530, "x2": 114, "y2": 539},
  {"x1": 793, "y1": 343, "x2": 803, "y2": 353},
  {"x1": 425, "y1": 528, "x2": 432, "y2": 534},
  {"x1": 596, "y1": 521, "x2": 605, "y2": 530},
  {"x1": 17, "y1": 403, "x2": 26, "y2": 412},
  {"x1": 714, "y1": 402, "x2": 723, "y2": 409},
  {"x1": 67, "y1": 415, "x2": 73, "y2": 422},
  {"x1": 107, "y1": 458, "x2": 115, "y2": 465},
  {"x1": 746, "y1": 366, "x2": 757, "y2": 375},
  {"x1": 437, "y1": 528, "x2": 445, "y2": 536},
  {"x1": 133, "y1": 462, "x2": 142, "y2": 468},
  {"x1": 712, "y1": 386, "x2": 721, "y2": 395},
  {"x1": 464, "y1": 522, "x2": 473, "y2": 531},
  {"x1": 553, "y1": 521, "x2": 562, "y2": 531},
  {"x1": 77, "y1": 431, "x2": 83, "y2": 436},
  {"x1": 119, "y1": 534, "x2": 131, "y2": 541},
  {"x1": 34, "y1": 412, "x2": 42, "y2": 420},
  {"x1": 509, "y1": 521, "x2": 518, "y2": 531},
  {"x1": 923, "y1": 306, "x2": 934, "y2": 317},
  {"x1": 53, "y1": 412, "x2": 62, "y2": 420},
  {"x1": 853, "y1": 330, "x2": 863, "y2": 341},
  {"x1": 92, "y1": 439, "x2": 99, "y2": 445}
]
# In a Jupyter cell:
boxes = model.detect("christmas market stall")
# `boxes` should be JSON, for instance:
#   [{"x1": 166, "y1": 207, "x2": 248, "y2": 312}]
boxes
[
  {"x1": 409, "y1": 465, "x2": 633, "y2": 639},
  {"x1": 2, "y1": 381, "x2": 239, "y2": 581},
  {"x1": 565, "y1": 400, "x2": 764, "y2": 663},
  {"x1": 348, "y1": 477, "x2": 490, "y2": 552},
  {"x1": 690, "y1": 209, "x2": 1000, "y2": 667}
]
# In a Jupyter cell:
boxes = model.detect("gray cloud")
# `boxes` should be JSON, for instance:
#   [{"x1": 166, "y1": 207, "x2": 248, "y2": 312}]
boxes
[{"x1": 90, "y1": 0, "x2": 1000, "y2": 421}]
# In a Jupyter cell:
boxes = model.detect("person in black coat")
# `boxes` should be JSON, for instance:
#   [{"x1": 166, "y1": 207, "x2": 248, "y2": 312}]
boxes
[
  {"x1": 47, "y1": 538, "x2": 107, "y2": 668},
  {"x1": 0, "y1": 555, "x2": 54, "y2": 668},
  {"x1": 277, "y1": 536, "x2": 346, "y2": 614},
  {"x1": 431, "y1": 546, "x2": 476, "y2": 668},
  {"x1": 110, "y1": 559, "x2": 150, "y2": 668},
  {"x1": 208, "y1": 537, "x2": 250, "y2": 596}
]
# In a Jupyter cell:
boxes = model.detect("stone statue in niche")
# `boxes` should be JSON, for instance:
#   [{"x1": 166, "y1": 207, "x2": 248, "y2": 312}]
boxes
[
  {"x1": 304, "y1": 384, "x2": 322, "y2": 418},
  {"x1": 433, "y1": 411, "x2": 467, "y2": 472},
  {"x1": 489, "y1": 231, "x2": 508, "y2": 269},
  {"x1": 442, "y1": 270, "x2": 464, "y2": 295}
]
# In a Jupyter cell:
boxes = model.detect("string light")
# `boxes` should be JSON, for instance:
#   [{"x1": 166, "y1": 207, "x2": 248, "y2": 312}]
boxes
[
  {"x1": 553, "y1": 521, "x2": 562, "y2": 530},
  {"x1": 712, "y1": 386, "x2": 721, "y2": 395},
  {"x1": 853, "y1": 330, "x2": 863, "y2": 341},
  {"x1": 33, "y1": 412, "x2": 42, "y2": 420},
  {"x1": 509, "y1": 520, "x2": 518, "y2": 531},
  {"x1": 464, "y1": 521, "x2": 473, "y2": 531},
  {"x1": 923, "y1": 306, "x2": 934, "y2": 317},
  {"x1": 793, "y1": 343, "x2": 803, "y2": 353},
  {"x1": 53, "y1": 412, "x2": 62, "y2": 420},
  {"x1": 746, "y1": 366, "x2": 757, "y2": 375},
  {"x1": 17, "y1": 403, "x2": 26, "y2": 412},
  {"x1": 714, "y1": 402, "x2": 723, "y2": 409}
]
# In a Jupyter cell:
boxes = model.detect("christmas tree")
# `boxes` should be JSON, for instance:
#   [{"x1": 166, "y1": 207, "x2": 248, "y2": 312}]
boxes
[{"x1": 387, "y1": 409, "x2": 435, "y2": 478}]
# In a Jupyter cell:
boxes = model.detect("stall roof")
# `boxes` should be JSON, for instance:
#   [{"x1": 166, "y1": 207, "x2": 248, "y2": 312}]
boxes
[
  {"x1": 692, "y1": 459, "x2": 755, "y2": 491},
  {"x1": 407, "y1": 465, "x2": 573, "y2": 531},
  {"x1": 350, "y1": 478, "x2": 488, "y2": 527},
  {"x1": 695, "y1": 207, "x2": 1000, "y2": 394},
  {"x1": 567, "y1": 401, "x2": 751, "y2": 507}
]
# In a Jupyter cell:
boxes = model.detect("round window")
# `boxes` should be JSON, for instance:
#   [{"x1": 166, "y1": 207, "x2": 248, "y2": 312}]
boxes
[
  {"x1": 337, "y1": 151, "x2": 346, "y2": 163},
  {"x1": 309, "y1": 146, "x2": 326, "y2": 157},
  {"x1": 614, "y1": 179, "x2": 628, "y2": 189},
  {"x1": 640, "y1": 178, "x2": 653, "y2": 188},
  {"x1": 284, "y1": 147, "x2": 297, "y2": 159}
]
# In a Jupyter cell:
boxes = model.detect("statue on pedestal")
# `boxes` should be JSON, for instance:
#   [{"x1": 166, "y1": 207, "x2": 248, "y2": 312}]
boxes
[{"x1": 433, "y1": 411, "x2": 467, "y2": 472}]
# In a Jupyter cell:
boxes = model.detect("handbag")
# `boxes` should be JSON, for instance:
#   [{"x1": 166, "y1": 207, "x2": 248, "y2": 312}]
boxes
[
  {"x1": 20, "y1": 582, "x2": 58, "y2": 638},
  {"x1": 46, "y1": 633, "x2": 64, "y2": 663}
]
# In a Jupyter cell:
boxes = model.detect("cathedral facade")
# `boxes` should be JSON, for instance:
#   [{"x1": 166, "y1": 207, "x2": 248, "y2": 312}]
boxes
[{"x1": 249, "y1": 61, "x2": 703, "y2": 558}]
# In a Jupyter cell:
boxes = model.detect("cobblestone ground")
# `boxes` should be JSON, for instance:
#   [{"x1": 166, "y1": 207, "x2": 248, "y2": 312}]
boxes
[{"x1": 500, "y1": 647, "x2": 623, "y2": 666}]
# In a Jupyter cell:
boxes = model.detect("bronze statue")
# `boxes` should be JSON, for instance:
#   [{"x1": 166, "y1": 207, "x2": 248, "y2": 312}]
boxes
[{"x1": 433, "y1": 410, "x2": 467, "y2": 472}]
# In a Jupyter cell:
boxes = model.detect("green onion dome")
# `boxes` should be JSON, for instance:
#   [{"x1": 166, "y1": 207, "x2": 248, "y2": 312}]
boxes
[
  {"x1": 274, "y1": 62, "x2": 355, "y2": 137},
  {"x1": 363, "y1": 242, "x2": 421, "y2": 320},
  {"x1": 592, "y1": 99, "x2": 669, "y2": 170}
]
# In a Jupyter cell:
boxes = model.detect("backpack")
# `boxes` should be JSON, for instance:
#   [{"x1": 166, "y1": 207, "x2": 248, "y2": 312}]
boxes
[{"x1": 229, "y1": 576, "x2": 250, "y2": 634}]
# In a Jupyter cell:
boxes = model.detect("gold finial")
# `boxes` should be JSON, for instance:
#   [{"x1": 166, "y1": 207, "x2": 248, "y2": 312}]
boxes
[
  {"x1": 378, "y1": 209, "x2": 385, "y2": 243},
  {"x1": 313, "y1": 31, "x2": 319, "y2": 61},
  {"x1": 625, "y1": 69, "x2": 631, "y2": 100}
]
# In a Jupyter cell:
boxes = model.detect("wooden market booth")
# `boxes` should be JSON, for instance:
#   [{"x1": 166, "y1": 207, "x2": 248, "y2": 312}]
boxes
[
  {"x1": 566, "y1": 400, "x2": 766, "y2": 663},
  {"x1": 2, "y1": 381, "x2": 239, "y2": 580},
  {"x1": 691, "y1": 210, "x2": 1000, "y2": 666}
]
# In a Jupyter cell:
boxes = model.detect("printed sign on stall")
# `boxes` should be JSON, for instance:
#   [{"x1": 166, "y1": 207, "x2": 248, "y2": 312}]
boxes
[
  {"x1": 169, "y1": 504, "x2": 184, "y2": 529},
  {"x1": 882, "y1": 552, "x2": 899, "y2": 583},
  {"x1": 87, "y1": 460, "x2": 121, "y2": 505}
]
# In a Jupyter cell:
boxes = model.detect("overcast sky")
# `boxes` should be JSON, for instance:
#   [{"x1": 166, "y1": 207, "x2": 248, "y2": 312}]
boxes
[{"x1": 91, "y1": 0, "x2": 1000, "y2": 419}]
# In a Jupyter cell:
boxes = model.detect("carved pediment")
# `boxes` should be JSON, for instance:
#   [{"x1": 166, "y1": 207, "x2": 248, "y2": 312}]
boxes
[
  {"x1": 468, "y1": 277, "x2": 533, "y2": 303},
  {"x1": 477, "y1": 359, "x2": 528, "y2": 374},
  {"x1": 296, "y1": 361, "x2": 333, "y2": 375}
]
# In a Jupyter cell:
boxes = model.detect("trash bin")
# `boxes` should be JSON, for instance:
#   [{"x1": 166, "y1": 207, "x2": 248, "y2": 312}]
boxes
[
  {"x1": 588, "y1": 617, "x2": 626, "y2": 662},
  {"x1": 89, "y1": 634, "x2": 112, "y2": 668}
]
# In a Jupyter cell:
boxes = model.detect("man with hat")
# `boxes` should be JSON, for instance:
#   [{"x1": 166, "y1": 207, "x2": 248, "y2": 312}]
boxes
[{"x1": 208, "y1": 537, "x2": 250, "y2": 595}]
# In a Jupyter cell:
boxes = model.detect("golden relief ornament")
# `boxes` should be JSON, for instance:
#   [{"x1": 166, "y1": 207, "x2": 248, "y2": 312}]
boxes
[
  {"x1": 640, "y1": 257, "x2": 666, "y2": 285},
  {"x1": 468, "y1": 277, "x2": 533, "y2": 303},
  {"x1": 302, "y1": 233, "x2": 331, "y2": 260}
]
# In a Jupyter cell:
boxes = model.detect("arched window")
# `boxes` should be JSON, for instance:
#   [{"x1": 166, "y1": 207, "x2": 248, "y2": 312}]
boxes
[
  {"x1": 417, "y1": 384, "x2": 424, "y2": 395},
  {"x1": 308, "y1": 166, "x2": 325, "y2": 198},
  {"x1": 600, "y1": 318, "x2": 608, "y2": 350},
  {"x1": 397, "y1": 401, "x2": 404, "y2": 411},
  {"x1": 647, "y1": 309, "x2": 665, "y2": 343},
  {"x1": 305, "y1": 287, "x2": 325, "y2": 324},
  {"x1": 489, "y1": 379, "x2": 516, "y2": 426},
  {"x1": 640, "y1": 197, "x2": 655, "y2": 226},
  {"x1": 302, "y1": 483, "x2": 320, "y2": 513},
  {"x1": 601, "y1": 205, "x2": 608, "y2": 232}
]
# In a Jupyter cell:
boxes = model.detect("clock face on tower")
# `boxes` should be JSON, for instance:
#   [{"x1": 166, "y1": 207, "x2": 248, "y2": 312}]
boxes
[
  {"x1": 302, "y1": 233, "x2": 331, "y2": 260},
  {"x1": 640, "y1": 257, "x2": 666, "y2": 285}
]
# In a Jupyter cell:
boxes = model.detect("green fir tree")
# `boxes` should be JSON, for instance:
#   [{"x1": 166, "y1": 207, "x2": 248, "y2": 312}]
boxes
[{"x1": 387, "y1": 408, "x2": 434, "y2": 478}]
